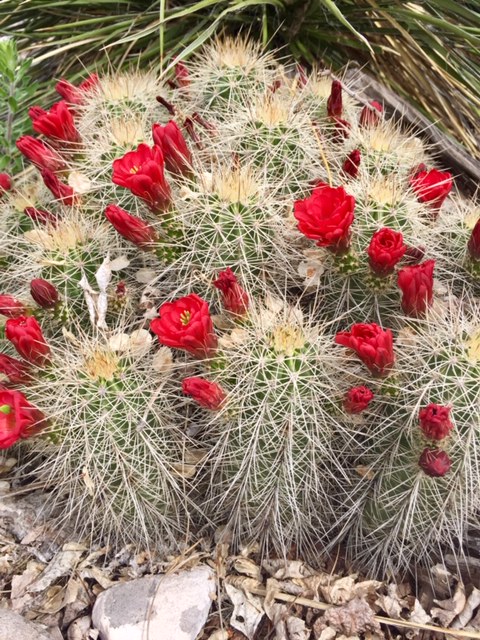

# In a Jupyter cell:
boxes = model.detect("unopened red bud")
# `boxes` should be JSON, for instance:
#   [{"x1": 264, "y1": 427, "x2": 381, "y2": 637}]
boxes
[
  {"x1": 327, "y1": 80, "x2": 343, "y2": 118},
  {"x1": 30, "y1": 279, "x2": 59, "y2": 309},
  {"x1": 359, "y1": 101, "x2": 383, "y2": 127},
  {"x1": 343, "y1": 149, "x2": 361, "y2": 178},
  {"x1": 419, "y1": 448, "x2": 451, "y2": 477},
  {"x1": 0, "y1": 295, "x2": 27, "y2": 318}
]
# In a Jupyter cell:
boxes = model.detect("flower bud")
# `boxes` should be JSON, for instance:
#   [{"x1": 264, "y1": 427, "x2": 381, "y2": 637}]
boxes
[
  {"x1": 467, "y1": 218, "x2": 480, "y2": 261},
  {"x1": 397, "y1": 260, "x2": 435, "y2": 318},
  {"x1": 41, "y1": 169, "x2": 76, "y2": 206},
  {"x1": 213, "y1": 268, "x2": 249, "y2": 316},
  {"x1": 0, "y1": 354, "x2": 31, "y2": 385},
  {"x1": 0, "y1": 295, "x2": 27, "y2": 318},
  {"x1": 5, "y1": 316, "x2": 51, "y2": 366},
  {"x1": 410, "y1": 168, "x2": 452, "y2": 217},
  {"x1": 175, "y1": 62, "x2": 190, "y2": 88},
  {"x1": 418, "y1": 448, "x2": 451, "y2": 477},
  {"x1": 342, "y1": 149, "x2": 361, "y2": 178},
  {"x1": 419, "y1": 404, "x2": 453, "y2": 441},
  {"x1": 359, "y1": 101, "x2": 383, "y2": 127},
  {"x1": 30, "y1": 279, "x2": 59, "y2": 309},
  {"x1": 105, "y1": 204, "x2": 158, "y2": 249},
  {"x1": 344, "y1": 386, "x2": 374, "y2": 414},
  {"x1": 16, "y1": 136, "x2": 66, "y2": 172},
  {"x1": 0, "y1": 173, "x2": 12, "y2": 193},
  {"x1": 182, "y1": 377, "x2": 226, "y2": 410},
  {"x1": 327, "y1": 80, "x2": 343, "y2": 118},
  {"x1": 152, "y1": 121, "x2": 192, "y2": 176},
  {"x1": 23, "y1": 207, "x2": 59, "y2": 226}
]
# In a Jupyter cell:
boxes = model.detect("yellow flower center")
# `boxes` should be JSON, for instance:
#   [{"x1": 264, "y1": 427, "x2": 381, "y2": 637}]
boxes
[
  {"x1": 130, "y1": 165, "x2": 139, "y2": 174},
  {"x1": 0, "y1": 404, "x2": 12, "y2": 415},
  {"x1": 180, "y1": 310, "x2": 191, "y2": 326}
]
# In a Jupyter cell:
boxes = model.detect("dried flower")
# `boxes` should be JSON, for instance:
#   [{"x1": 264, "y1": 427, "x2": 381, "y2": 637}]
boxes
[
  {"x1": 343, "y1": 149, "x2": 361, "y2": 178},
  {"x1": 327, "y1": 80, "x2": 343, "y2": 118}
]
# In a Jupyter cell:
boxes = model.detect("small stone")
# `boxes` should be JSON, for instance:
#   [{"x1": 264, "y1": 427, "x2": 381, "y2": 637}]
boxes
[
  {"x1": 0, "y1": 609, "x2": 57, "y2": 640},
  {"x1": 92, "y1": 565, "x2": 215, "y2": 640}
]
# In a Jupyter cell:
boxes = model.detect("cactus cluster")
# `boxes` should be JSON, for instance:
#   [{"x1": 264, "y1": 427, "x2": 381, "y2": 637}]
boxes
[{"x1": 0, "y1": 37, "x2": 479, "y2": 576}]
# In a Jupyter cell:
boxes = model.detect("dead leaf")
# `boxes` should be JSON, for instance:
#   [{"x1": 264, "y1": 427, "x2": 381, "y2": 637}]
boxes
[
  {"x1": 264, "y1": 602, "x2": 309, "y2": 640},
  {"x1": 408, "y1": 598, "x2": 431, "y2": 625},
  {"x1": 233, "y1": 557, "x2": 262, "y2": 580},
  {"x1": 432, "y1": 581, "x2": 466, "y2": 627},
  {"x1": 321, "y1": 597, "x2": 381, "y2": 636},
  {"x1": 320, "y1": 575, "x2": 359, "y2": 605},
  {"x1": 28, "y1": 545, "x2": 85, "y2": 593},
  {"x1": 263, "y1": 559, "x2": 317, "y2": 579},
  {"x1": 67, "y1": 615, "x2": 92, "y2": 640},
  {"x1": 225, "y1": 582, "x2": 264, "y2": 640},
  {"x1": 451, "y1": 586, "x2": 480, "y2": 629}
]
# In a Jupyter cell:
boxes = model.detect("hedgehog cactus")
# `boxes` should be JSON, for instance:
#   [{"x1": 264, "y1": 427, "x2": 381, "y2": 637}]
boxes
[{"x1": 0, "y1": 36, "x2": 479, "y2": 576}]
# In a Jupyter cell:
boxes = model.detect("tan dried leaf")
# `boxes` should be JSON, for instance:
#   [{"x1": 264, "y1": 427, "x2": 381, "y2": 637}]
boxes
[
  {"x1": 263, "y1": 559, "x2": 317, "y2": 579},
  {"x1": 431, "y1": 582, "x2": 466, "y2": 627},
  {"x1": 225, "y1": 582, "x2": 264, "y2": 640},
  {"x1": 233, "y1": 557, "x2": 262, "y2": 580},
  {"x1": 322, "y1": 597, "x2": 381, "y2": 636},
  {"x1": 451, "y1": 586, "x2": 480, "y2": 629}
]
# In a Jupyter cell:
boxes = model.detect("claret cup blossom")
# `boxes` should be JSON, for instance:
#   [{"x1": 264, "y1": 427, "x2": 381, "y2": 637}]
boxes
[
  {"x1": 112, "y1": 143, "x2": 171, "y2": 212},
  {"x1": 367, "y1": 227, "x2": 406, "y2": 276},
  {"x1": 5, "y1": 316, "x2": 51, "y2": 366},
  {"x1": 55, "y1": 73, "x2": 98, "y2": 105},
  {"x1": 410, "y1": 168, "x2": 452, "y2": 215},
  {"x1": 151, "y1": 294, "x2": 218, "y2": 360},
  {"x1": 152, "y1": 121, "x2": 192, "y2": 176},
  {"x1": 182, "y1": 377, "x2": 226, "y2": 410},
  {"x1": 397, "y1": 259, "x2": 435, "y2": 317},
  {"x1": 294, "y1": 183, "x2": 355, "y2": 254},
  {"x1": 335, "y1": 323, "x2": 395, "y2": 377},
  {"x1": 213, "y1": 268, "x2": 249, "y2": 316},
  {"x1": 0, "y1": 389, "x2": 47, "y2": 449},
  {"x1": 29, "y1": 101, "x2": 80, "y2": 143}
]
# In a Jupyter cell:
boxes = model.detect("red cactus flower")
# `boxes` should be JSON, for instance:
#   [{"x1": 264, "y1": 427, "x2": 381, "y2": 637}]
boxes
[
  {"x1": 0, "y1": 295, "x2": 27, "y2": 318},
  {"x1": 359, "y1": 101, "x2": 383, "y2": 127},
  {"x1": 343, "y1": 149, "x2": 361, "y2": 178},
  {"x1": 410, "y1": 168, "x2": 452, "y2": 215},
  {"x1": 175, "y1": 62, "x2": 190, "y2": 88},
  {"x1": 16, "y1": 136, "x2": 66, "y2": 172},
  {"x1": 419, "y1": 404, "x2": 453, "y2": 441},
  {"x1": 367, "y1": 227, "x2": 406, "y2": 276},
  {"x1": 294, "y1": 183, "x2": 355, "y2": 254},
  {"x1": 418, "y1": 448, "x2": 451, "y2": 477},
  {"x1": 112, "y1": 143, "x2": 171, "y2": 212},
  {"x1": 30, "y1": 279, "x2": 59, "y2": 309},
  {"x1": 397, "y1": 259, "x2": 435, "y2": 318},
  {"x1": 0, "y1": 354, "x2": 31, "y2": 385},
  {"x1": 29, "y1": 101, "x2": 80, "y2": 143},
  {"x1": 467, "y1": 218, "x2": 480, "y2": 261},
  {"x1": 55, "y1": 73, "x2": 98, "y2": 105},
  {"x1": 213, "y1": 268, "x2": 249, "y2": 316},
  {"x1": 5, "y1": 316, "x2": 50, "y2": 366},
  {"x1": 0, "y1": 173, "x2": 12, "y2": 193},
  {"x1": 344, "y1": 386, "x2": 374, "y2": 414},
  {"x1": 150, "y1": 294, "x2": 218, "y2": 360},
  {"x1": 152, "y1": 121, "x2": 192, "y2": 176},
  {"x1": 23, "y1": 207, "x2": 59, "y2": 227},
  {"x1": 327, "y1": 80, "x2": 343, "y2": 118},
  {"x1": 41, "y1": 169, "x2": 76, "y2": 206},
  {"x1": 105, "y1": 204, "x2": 158, "y2": 250},
  {"x1": 182, "y1": 377, "x2": 226, "y2": 410},
  {"x1": 0, "y1": 389, "x2": 47, "y2": 449},
  {"x1": 335, "y1": 323, "x2": 395, "y2": 377}
]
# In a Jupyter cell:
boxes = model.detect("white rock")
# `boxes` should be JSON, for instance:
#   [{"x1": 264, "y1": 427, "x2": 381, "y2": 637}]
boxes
[
  {"x1": 0, "y1": 609, "x2": 56, "y2": 640},
  {"x1": 92, "y1": 565, "x2": 215, "y2": 640}
]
